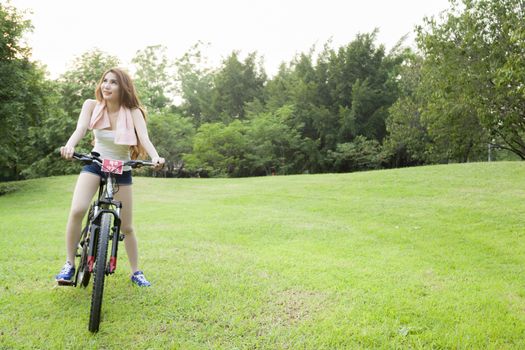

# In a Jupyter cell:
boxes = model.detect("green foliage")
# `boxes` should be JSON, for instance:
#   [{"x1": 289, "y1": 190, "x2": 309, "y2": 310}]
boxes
[
  {"x1": 416, "y1": 0, "x2": 525, "y2": 159},
  {"x1": 346, "y1": 78, "x2": 384, "y2": 141},
  {"x1": 211, "y1": 51, "x2": 267, "y2": 122},
  {"x1": 174, "y1": 41, "x2": 216, "y2": 126},
  {"x1": 19, "y1": 80, "x2": 84, "y2": 179},
  {"x1": 147, "y1": 112, "x2": 195, "y2": 175},
  {"x1": 386, "y1": 0, "x2": 525, "y2": 166},
  {"x1": 0, "y1": 181, "x2": 19, "y2": 196},
  {"x1": 5, "y1": 0, "x2": 522, "y2": 180},
  {"x1": 256, "y1": 33, "x2": 404, "y2": 173},
  {"x1": 184, "y1": 122, "x2": 247, "y2": 177},
  {"x1": 132, "y1": 45, "x2": 172, "y2": 113},
  {"x1": 243, "y1": 107, "x2": 307, "y2": 176},
  {"x1": 23, "y1": 49, "x2": 121, "y2": 178},
  {"x1": 328, "y1": 136, "x2": 384, "y2": 172},
  {"x1": 322, "y1": 31, "x2": 402, "y2": 143},
  {"x1": 383, "y1": 54, "x2": 432, "y2": 166},
  {"x1": 0, "y1": 2, "x2": 62, "y2": 180},
  {"x1": 58, "y1": 49, "x2": 120, "y2": 120},
  {"x1": 185, "y1": 106, "x2": 314, "y2": 177},
  {"x1": 0, "y1": 0, "x2": 31, "y2": 60},
  {"x1": 264, "y1": 63, "x2": 296, "y2": 111}
]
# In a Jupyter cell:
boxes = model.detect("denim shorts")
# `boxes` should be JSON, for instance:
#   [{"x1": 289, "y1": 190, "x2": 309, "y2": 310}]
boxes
[{"x1": 81, "y1": 162, "x2": 133, "y2": 185}]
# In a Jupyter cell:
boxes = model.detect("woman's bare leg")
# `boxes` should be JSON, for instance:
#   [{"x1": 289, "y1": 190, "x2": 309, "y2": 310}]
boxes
[
  {"x1": 114, "y1": 185, "x2": 140, "y2": 273},
  {"x1": 65, "y1": 173, "x2": 100, "y2": 265}
]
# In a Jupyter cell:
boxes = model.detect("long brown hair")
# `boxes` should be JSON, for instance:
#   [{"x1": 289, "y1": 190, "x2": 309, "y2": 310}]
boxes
[{"x1": 95, "y1": 68, "x2": 147, "y2": 159}]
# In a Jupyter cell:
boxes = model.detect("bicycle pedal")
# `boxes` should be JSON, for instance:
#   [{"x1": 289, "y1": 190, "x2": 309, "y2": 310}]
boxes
[{"x1": 56, "y1": 280, "x2": 75, "y2": 287}]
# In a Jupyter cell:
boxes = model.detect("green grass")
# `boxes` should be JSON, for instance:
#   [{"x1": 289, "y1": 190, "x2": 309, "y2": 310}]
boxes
[{"x1": 1, "y1": 162, "x2": 524, "y2": 349}]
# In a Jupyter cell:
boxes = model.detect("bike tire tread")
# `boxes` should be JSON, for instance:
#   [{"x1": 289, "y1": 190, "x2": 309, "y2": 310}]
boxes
[{"x1": 88, "y1": 212, "x2": 111, "y2": 332}]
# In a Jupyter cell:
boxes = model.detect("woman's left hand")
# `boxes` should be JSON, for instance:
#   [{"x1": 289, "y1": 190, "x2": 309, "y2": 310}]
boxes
[{"x1": 152, "y1": 157, "x2": 165, "y2": 170}]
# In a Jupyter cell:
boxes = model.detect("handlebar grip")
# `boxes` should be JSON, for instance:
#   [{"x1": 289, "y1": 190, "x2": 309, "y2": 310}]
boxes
[
  {"x1": 71, "y1": 152, "x2": 100, "y2": 165},
  {"x1": 125, "y1": 160, "x2": 156, "y2": 168},
  {"x1": 72, "y1": 152, "x2": 92, "y2": 161}
]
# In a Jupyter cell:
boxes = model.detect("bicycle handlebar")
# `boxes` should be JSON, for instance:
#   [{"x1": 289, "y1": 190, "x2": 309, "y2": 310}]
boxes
[
  {"x1": 72, "y1": 152, "x2": 157, "y2": 169},
  {"x1": 73, "y1": 152, "x2": 99, "y2": 164}
]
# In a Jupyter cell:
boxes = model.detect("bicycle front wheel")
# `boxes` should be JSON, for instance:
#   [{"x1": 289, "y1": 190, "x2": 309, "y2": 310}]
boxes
[{"x1": 89, "y1": 212, "x2": 111, "y2": 332}]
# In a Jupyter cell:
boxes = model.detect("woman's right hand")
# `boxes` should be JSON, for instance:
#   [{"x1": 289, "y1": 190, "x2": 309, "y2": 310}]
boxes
[{"x1": 60, "y1": 146, "x2": 75, "y2": 159}]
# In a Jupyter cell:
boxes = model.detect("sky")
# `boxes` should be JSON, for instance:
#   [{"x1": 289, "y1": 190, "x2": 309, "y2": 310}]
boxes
[{"x1": 9, "y1": 0, "x2": 451, "y2": 79}]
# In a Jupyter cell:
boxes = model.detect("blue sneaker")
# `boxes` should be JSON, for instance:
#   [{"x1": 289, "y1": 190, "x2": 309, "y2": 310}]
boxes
[
  {"x1": 131, "y1": 271, "x2": 151, "y2": 287},
  {"x1": 56, "y1": 261, "x2": 75, "y2": 285}
]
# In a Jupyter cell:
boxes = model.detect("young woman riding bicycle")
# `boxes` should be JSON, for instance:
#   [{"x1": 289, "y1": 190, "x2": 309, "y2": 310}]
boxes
[{"x1": 56, "y1": 67, "x2": 165, "y2": 287}]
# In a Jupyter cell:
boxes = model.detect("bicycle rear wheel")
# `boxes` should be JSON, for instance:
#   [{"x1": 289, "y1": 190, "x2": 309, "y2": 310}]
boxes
[
  {"x1": 89, "y1": 212, "x2": 111, "y2": 332},
  {"x1": 75, "y1": 224, "x2": 91, "y2": 287},
  {"x1": 76, "y1": 205, "x2": 96, "y2": 287}
]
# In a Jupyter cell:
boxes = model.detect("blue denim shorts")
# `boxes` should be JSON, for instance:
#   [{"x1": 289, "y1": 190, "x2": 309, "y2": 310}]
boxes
[{"x1": 81, "y1": 163, "x2": 133, "y2": 185}]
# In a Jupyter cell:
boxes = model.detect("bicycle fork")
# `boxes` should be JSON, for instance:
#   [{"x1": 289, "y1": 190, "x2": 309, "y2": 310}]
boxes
[
  {"x1": 108, "y1": 212, "x2": 122, "y2": 274},
  {"x1": 87, "y1": 204, "x2": 122, "y2": 275}
]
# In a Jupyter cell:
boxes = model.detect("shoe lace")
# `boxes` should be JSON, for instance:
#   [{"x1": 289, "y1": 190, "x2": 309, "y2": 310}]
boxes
[
  {"x1": 134, "y1": 273, "x2": 149, "y2": 284},
  {"x1": 60, "y1": 263, "x2": 73, "y2": 274}
]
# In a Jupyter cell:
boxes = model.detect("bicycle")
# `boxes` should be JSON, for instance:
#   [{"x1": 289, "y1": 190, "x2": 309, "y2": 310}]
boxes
[{"x1": 67, "y1": 151, "x2": 155, "y2": 332}]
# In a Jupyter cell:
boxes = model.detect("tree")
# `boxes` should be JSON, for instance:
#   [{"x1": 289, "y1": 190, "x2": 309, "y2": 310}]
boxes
[
  {"x1": 243, "y1": 107, "x2": 307, "y2": 176},
  {"x1": 20, "y1": 47, "x2": 123, "y2": 179},
  {"x1": 147, "y1": 112, "x2": 195, "y2": 176},
  {"x1": 264, "y1": 63, "x2": 296, "y2": 111},
  {"x1": 58, "y1": 49, "x2": 120, "y2": 123},
  {"x1": 0, "y1": 2, "x2": 59, "y2": 180},
  {"x1": 261, "y1": 33, "x2": 404, "y2": 173},
  {"x1": 184, "y1": 121, "x2": 247, "y2": 177},
  {"x1": 132, "y1": 45, "x2": 172, "y2": 113},
  {"x1": 327, "y1": 136, "x2": 384, "y2": 172},
  {"x1": 212, "y1": 51, "x2": 267, "y2": 122},
  {"x1": 174, "y1": 42, "x2": 216, "y2": 126},
  {"x1": 325, "y1": 31, "x2": 403, "y2": 144},
  {"x1": 416, "y1": 0, "x2": 524, "y2": 159},
  {"x1": 19, "y1": 80, "x2": 75, "y2": 179},
  {"x1": 383, "y1": 54, "x2": 431, "y2": 166}
]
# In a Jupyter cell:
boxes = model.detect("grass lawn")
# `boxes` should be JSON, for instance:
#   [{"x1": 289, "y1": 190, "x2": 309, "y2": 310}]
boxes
[{"x1": 0, "y1": 161, "x2": 524, "y2": 349}]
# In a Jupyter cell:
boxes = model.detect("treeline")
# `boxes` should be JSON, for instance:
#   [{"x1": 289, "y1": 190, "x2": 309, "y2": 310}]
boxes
[{"x1": 1, "y1": 0, "x2": 522, "y2": 181}]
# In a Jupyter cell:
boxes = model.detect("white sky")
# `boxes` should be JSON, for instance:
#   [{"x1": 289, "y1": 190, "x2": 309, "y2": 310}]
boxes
[{"x1": 9, "y1": 0, "x2": 450, "y2": 79}]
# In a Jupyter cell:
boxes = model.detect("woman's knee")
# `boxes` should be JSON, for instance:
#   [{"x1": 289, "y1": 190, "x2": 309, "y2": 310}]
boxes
[
  {"x1": 69, "y1": 204, "x2": 89, "y2": 220},
  {"x1": 121, "y1": 225, "x2": 135, "y2": 236}
]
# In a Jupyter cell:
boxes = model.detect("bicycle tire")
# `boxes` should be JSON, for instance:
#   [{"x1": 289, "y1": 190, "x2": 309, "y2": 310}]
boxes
[
  {"x1": 76, "y1": 205, "x2": 96, "y2": 287},
  {"x1": 75, "y1": 224, "x2": 91, "y2": 287},
  {"x1": 89, "y1": 212, "x2": 111, "y2": 332}
]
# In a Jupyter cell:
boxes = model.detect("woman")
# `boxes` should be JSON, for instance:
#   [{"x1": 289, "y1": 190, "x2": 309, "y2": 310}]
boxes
[{"x1": 56, "y1": 68, "x2": 165, "y2": 287}]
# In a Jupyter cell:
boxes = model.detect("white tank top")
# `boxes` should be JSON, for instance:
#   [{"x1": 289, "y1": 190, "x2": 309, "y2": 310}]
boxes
[{"x1": 92, "y1": 129, "x2": 132, "y2": 171}]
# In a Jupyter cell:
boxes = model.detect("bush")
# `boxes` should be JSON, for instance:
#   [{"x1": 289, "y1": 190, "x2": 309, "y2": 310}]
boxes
[
  {"x1": 0, "y1": 182, "x2": 19, "y2": 196},
  {"x1": 328, "y1": 136, "x2": 384, "y2": 172}
]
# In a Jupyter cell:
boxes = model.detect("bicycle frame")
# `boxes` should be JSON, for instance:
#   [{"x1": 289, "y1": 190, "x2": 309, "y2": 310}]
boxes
[
  {"x1": 69, "y1": 151, "x2": 156, "y2": 332},
  {"x1": 73, "y1": 152, "x2": 155, "y2": 283}
]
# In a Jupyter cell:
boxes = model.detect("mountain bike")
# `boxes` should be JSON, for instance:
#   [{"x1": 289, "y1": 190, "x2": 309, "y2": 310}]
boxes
[{"x1": 70, "y1": 152, "x2": 154, "y2": 332}]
